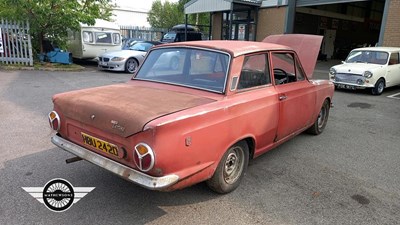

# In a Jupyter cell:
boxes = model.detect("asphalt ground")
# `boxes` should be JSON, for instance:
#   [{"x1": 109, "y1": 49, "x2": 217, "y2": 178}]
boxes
[{"x1": 0, "y1": 62, "x2": 399, "y2": 225}]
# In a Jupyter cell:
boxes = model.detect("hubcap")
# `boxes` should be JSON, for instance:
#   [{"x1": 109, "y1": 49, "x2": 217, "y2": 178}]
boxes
[
  {"x1": 223, "y1": 147, "x2": 244, "y2": 184},
  {"x1": 377, "y1": 81, "x2": 384, "y2": 93},
  {"x1": 317, "y1": 106, "x2": 326, "y2": 129},
  {"x1": 128, "y1": 60, "x2": 137, "y2": 72}
]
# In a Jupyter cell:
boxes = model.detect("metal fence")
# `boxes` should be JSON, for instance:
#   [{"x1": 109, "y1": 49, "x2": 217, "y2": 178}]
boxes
[
  {"x1": 120, "y1": 26, "x2": 167, "y2": 41},
  {"x1": 0, "y1": 18, "x2": 33, "y2": 66}
]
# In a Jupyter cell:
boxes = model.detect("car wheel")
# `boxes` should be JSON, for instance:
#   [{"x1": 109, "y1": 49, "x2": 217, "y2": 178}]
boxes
[
  {"x1": 170, "y1": 57, "x2": 179, "y2": 70},
  {"x1": 307, "y1": 99, "x2": 330, "y2": 135},
  {"x1": 371, "y1": 78, "x2": 385, "y2": 95},
  {"x1": 125, "y1": 58, "x2": 138, "y2": 74},
  {"x1": 206, "y1": 141, "x2": 249, "y2": 194}
]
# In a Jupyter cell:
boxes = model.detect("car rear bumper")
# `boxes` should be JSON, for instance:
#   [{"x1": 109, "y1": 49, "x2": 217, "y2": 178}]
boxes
[{"x1": 51, "y1": 134, "x2": 179, "y2": 191}]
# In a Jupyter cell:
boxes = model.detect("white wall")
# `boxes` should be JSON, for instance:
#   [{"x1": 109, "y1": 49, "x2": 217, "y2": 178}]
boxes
[{"x1": 112, "y1": 0, "x2": 178, "y2": 27}]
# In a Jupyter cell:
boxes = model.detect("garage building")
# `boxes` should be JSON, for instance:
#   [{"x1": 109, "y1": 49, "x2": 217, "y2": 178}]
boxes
[{"x1": 184, "y1": 0, "x2": 399, "y2": 60}]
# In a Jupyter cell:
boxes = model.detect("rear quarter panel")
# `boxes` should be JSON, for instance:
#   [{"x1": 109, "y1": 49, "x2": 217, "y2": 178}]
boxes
[
  {"x1": 309, "y1": 79, "x2": 334, "y2": 121},
  {"x1": 144, "y1": 86, "x2": 279, "y2": 184}
]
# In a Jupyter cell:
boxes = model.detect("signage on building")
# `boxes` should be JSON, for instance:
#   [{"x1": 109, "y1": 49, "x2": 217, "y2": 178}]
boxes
[
  {"x1": 238, "y1": 24, "x2": 246, "y2": 40},
  {"x1": 0, "y1": 28, "x2": 4, "y2": 53}
]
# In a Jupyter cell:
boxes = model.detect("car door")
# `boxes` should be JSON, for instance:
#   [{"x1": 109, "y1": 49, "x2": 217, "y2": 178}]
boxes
[
  {"x1": 231, "y1": 53, "x2": 279, "y2": 151},
  {"x1": 386, "y1": 52, "x2": 400, "y2": 87},
  {"x1": 270, "y1": 51, "x2": 316, "y2": 141}
]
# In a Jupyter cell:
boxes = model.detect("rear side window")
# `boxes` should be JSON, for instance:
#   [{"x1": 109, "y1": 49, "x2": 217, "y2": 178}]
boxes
[
  {"x1": 389, "y1": 52, "x2": 399, "y2": 65},
  {"x1": 237, "y1": 54, "x2": 270, "y2": 90}
]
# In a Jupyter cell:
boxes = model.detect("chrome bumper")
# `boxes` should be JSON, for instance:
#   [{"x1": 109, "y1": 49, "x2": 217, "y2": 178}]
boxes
[
  {"x1": 332, "y1": 82, "x2": 372, "y2": 89},
  {"x1": 51, "y1": 135, "x2": 179, "y2": 190}
]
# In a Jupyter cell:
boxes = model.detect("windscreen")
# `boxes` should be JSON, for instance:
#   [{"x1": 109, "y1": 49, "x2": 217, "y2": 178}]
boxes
[
  {"x1": 346, "y1": 50, "x2": 388, "y2": 65},
  {"x1": 134, "y1": 47, "x2": 230, "y2": 93}
]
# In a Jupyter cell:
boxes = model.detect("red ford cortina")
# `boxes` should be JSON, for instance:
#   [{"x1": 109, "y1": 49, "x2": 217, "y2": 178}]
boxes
[{"x1": 49, "y1": 34, "x2": 334, "y2": 193}]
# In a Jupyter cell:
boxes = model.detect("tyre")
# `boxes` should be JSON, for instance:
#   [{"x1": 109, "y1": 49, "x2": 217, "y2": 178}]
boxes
[
  {"x1": 307, "y1": 99, "x2": 330, "y2": 135},
  {"x1": 371, "y1": 78, "x2": 385, "y2": 95},
  {"x1": 125, "y1": 58, "x2": 138, "y2": 74},
  {"x1": 206, "y1": 141, "x2": 249, "y2": 194}
]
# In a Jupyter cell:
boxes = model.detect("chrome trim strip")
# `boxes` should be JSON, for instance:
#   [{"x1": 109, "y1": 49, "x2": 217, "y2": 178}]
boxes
[{"x1": 51, "y1": 135, "x2": 179, "y2": 190}]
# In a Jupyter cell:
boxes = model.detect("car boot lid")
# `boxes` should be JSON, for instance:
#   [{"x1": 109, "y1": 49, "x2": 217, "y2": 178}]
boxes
[{"x1": 53, "y1": 83, "x2": 215, "y2": 137}]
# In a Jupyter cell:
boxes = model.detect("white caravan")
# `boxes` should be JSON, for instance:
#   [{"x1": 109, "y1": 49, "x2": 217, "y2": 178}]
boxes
[{"x1": 67, "y1": 19, "x2": 122, "y2": 60}]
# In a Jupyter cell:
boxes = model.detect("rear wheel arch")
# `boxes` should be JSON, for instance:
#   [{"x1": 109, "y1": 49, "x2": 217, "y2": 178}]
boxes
[
  {"x1": 243, "y1": 137, "x2": 255, "y2": 160},
  {"x1": 207, "y1": 139, "x2": 250, "y2": 193}
]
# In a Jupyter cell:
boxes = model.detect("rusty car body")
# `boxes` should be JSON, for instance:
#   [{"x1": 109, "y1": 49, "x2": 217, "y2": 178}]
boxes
[{"x1": 49, "y1": 34, "x2": 334, "y2": 193}]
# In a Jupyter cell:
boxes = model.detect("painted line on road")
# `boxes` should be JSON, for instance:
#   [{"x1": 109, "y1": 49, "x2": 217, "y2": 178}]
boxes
[{"x1": 387, "y1": 92, "x2": 400, "y2": 99}]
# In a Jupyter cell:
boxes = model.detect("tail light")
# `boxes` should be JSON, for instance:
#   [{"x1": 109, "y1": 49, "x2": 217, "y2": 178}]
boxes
[
  {"x1": 48, "y1": 111, "x2": 60, "y2": 131},
  {"x1": 133, "y1": 143, "x2": 155, "y2": 172}
]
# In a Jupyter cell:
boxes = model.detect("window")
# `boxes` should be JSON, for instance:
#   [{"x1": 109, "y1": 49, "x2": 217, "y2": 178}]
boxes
[
  {"x1": 271, "y1": 52, "x2": 297, "y2": 85},
  {"x1": 237, "y1": 54, "x2": 270, "y2": 90},
  {"x1": 135, "y1": 48, "x2": 230, "y2": 93},
  {"x1": 82, "y1": 31, "x2": 93, "y2": 43},
  {"x1": 389, "y1": 52, "x2": 399, "y2": 65},
  {"x1": 112, "y1": 33, "x2": 121, "y2": 44},
  {"x1": 295, "y1": 58, "x2": 305, "y2": 81},
  {"x1": 346, "y1": 50, "x2": 388, "y2": 65},
  {"x1": 95, "y1": 32, "x2": 112, "y2": 44}
]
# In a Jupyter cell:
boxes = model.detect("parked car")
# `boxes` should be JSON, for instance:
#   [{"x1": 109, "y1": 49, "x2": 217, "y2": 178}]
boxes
[
  {"x1": 329, "y1": 47, "x2": 400, "y2": 95},
  {"x1": 49, "y1": 34, "x2": 334, "y2": 193},
  {"x1": 98, "y1": 41, "x2": 162, "y2": 73},
  {"x1": 161, "y1": 24, "x2": 202, "y2": 43},
  {"x1": 121, "y1": 38, "x2": 144, "y2": 50}
]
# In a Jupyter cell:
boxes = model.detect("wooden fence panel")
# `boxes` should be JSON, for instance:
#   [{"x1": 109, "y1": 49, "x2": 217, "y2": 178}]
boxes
[{"x1": 0, "y1": 18, "x2": 33, "y2": 66}]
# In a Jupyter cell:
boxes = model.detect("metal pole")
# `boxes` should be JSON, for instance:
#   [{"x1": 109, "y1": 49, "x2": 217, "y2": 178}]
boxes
[
  {"x1": 185, "y1": 14, "x2": 188, "y2": 41},
  {"x1": 378, "y1": 0, "x2": 391, "y2": 46},
  {"x1": 209, "y1": 12, "x2": 212, "y2": 40},
  {"x1": 229, "y1": 8, "x2": 233, "y2": 40}
]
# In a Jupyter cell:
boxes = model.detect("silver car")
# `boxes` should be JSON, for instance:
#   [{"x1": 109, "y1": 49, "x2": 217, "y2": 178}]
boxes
[{"x1": 98, "y1": 41, "x2": 161, "y2": 73}]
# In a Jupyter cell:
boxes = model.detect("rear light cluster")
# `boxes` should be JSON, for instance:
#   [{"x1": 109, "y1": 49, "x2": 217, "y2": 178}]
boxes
[
  {"x1": 48, "y1": 111, "x2": 60, "y2": 131},
  {"x1": 133, "y1": 143, "x2": 155, "y2": 172}
]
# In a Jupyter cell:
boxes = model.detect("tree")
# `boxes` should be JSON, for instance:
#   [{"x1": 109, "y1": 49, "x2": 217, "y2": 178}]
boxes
[
  {"x1": 0, "y1": 0, "x2": 115, "y2": 53},
  {"x1": 147, "y1": 0, "x2": 209, "y2": 31},
  {"x1": 177, "y1": 0, "x2": 209, "y2": 28},
  {"x1": 147, "y1": 0, "x2": 182, "y2": 29}
]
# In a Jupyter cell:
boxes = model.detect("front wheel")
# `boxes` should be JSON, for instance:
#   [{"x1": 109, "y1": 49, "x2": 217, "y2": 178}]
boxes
[
  {"x1": 206, "y1": 141, "x2": 249, "y2": 194},
  {"x1": 307, "y1": 99, "x2": 330, "y2": 135},
  {"x1": 371, "y1": 79, "x2": 385, "y2": 95},
  {"x1": 125, "y1": 58, "x2": 138, "y2": 74}
]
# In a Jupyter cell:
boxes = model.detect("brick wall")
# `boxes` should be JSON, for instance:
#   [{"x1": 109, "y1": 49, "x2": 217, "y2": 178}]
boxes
[
  {"x1": 211, "y1": 13, "x2": 222, "y2": 40},
  {"x1": 383, "y1": 0, "x2": 400, "y2": 47},
  {"x1": 256, "y1": 7, "x2": 287, "y2": 41}
]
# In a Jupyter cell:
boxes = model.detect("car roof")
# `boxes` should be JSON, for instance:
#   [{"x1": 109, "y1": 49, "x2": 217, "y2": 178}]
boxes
[
  {"x1": 352, "y1": 47, "x2": 400, "y2": 52},
  {"x1": 157, "y1": 40, "x2": 292, "y2": 57}
]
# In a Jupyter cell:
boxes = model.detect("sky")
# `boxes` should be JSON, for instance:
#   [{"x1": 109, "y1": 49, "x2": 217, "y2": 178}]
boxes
[{"x1": 113, "y1": 0, "x2": 180, "y2": 12}]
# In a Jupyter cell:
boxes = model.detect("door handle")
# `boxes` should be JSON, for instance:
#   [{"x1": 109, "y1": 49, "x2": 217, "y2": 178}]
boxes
[{"x1": 279, "y1": 95, "x2": 287, "y2": 101}]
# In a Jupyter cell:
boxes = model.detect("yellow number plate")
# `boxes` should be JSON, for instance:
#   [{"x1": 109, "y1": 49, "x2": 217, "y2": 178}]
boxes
[{"x1": 81, "y1": 132, "x2": 120, "y2": 158}]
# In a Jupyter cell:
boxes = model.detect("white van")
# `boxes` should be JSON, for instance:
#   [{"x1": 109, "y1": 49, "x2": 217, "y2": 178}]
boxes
[{"x1": 67, "y1": 19, "x2": 122, "y2": 60}]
